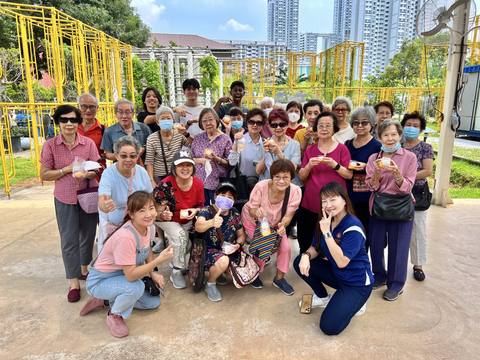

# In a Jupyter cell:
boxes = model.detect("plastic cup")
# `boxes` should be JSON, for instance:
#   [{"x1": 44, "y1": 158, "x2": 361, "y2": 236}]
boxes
[
  {"x1": 268, "y1": 139, "x2": 276, "y2": 145},
  {"x1": 223, "y1": 116, "x2": 230, "y2": 124},
  {"x1": 205, "y1": 149, "x2": 213, "y2": 158},
  {"x1": 380, "y1": 157, "x2": 390, "y2": 168},
  {"x1": 317, "y1": 156, "x2": 324, "y2": 162},
  {"x1": 173, "y1": 123, "x2": 182, "y2": 129},
  {"x1": 180, "y1": 210, "x2": 189, "y2": 219},
  {"x1": 348, "y1": 160, "x2": 358, "y2": 169}
]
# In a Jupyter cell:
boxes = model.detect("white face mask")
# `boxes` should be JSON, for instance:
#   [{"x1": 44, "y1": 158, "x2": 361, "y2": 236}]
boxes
[
  {"x1": 288, "y1": 113, "x2": 300, "y2": 123},
  {"x1": 264, "y1": 108, "x2": 273, "y2": 117}
]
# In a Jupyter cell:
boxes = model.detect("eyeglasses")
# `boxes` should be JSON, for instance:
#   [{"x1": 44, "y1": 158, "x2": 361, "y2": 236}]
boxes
[
  {"x1": 273, "y1": 175, "x2": 291, "y2": 183},
  {"x1": 317, "y1": 125, "x2": 332, "y2": 130},
  {"x1": 116, "y1": 111, "x2": 134, "y2": 117},
  {"x1": 377, "y1": 111, "x2": 391, "y2": 116},
  {"x1": 80, "y1": 104, "x2": 97, "y2": 111},
  {"x1": 333, "y1": 109, "x2": 349, "y2": 114},
  {"x1": 270, "y1": 122, "x2": 288, "y2": 129},
  {"x1": 118, "y1": 154, "x2": 138, "y2": 159},
  {"x1": 352, "y1": 121, "x2": 370, "y2": 127},
  {"x1": 247, "y1": 120, "x2": 264, "y2": 127},
  {"x1": 58, "y1": 117, "x2": 81, "y2": 124},
  {"x1": 202, "y1": 118, "x2": 215, "y2": 124}
]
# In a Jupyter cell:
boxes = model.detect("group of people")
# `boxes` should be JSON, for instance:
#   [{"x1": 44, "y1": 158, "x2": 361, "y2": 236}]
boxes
[{"x1": 39, "y1": 79, "x2": 434, "y2": 338}]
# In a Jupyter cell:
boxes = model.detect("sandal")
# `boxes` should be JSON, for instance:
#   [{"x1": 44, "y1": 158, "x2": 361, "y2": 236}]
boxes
[{"x1": 413, "y1": 267, "x2": 425, "y2": 282}]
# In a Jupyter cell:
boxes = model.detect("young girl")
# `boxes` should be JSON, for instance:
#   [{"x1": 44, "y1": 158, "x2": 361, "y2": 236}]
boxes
[
  {"x1": 80, "y1": 191, "x2": 173, "y2": 338},
  {"x1": 293, "y1": 182, "x2": 373, "y2": 336}
]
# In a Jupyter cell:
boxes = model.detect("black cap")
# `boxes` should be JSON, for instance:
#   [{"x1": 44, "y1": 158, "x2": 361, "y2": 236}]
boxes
[
  {"x1": 173, "y1": 149, "x2": 195, "y2": 165},
  {"x1": 215, "y1": 181, "x2": 236, "y2": 194}
]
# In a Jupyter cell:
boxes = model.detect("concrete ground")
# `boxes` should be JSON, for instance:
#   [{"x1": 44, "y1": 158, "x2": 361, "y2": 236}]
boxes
[{"x1": 0, "y1": 185, "x2": 479, "y2": 360}]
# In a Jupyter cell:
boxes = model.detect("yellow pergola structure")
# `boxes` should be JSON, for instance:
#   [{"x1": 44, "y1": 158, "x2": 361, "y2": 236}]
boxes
[{"x1": 0, "y1": 2, "x2": 135, "y2": 198}]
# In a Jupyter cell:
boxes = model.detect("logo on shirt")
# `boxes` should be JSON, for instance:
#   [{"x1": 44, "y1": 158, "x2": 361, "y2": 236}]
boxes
[{"x1": 335, "y1": 232, "x2": 342, "y2": 244}]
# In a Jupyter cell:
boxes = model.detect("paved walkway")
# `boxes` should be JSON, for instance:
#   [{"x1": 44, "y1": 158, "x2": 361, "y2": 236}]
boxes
[{"x1": 0, "y1": 185, "x2": 479, "y2": 359}]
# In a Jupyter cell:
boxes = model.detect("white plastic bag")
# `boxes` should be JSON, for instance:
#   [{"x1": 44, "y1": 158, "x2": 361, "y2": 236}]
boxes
[{"x1": 72, "y1": 156, "x2": 86, "y2": 178}]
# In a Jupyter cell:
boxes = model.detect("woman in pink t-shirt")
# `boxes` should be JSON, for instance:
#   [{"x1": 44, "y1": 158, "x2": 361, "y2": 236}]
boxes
[
  {"x1": 80, "y1": 191, "x2": 173, "y2": 338},
  {"x1": 297, "y1": 111, "x2": 353, "y2": 254},
  {"x1": 242, "y1": 159, "x2": 302, "y2": 295}
]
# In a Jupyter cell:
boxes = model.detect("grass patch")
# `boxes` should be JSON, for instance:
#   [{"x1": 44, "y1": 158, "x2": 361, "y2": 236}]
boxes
[
  {"x1": 449, "y1": 188, "x2": 480, "y2": 199},
  {"x1": 429, "y1": 157, "x2": 480, "y2": 198},
  {"x1": 0, "y1": 157, "x2": 38, "y2": 189},
  {"x1": 427, "y1": 140, "x2": 480, "y2": 162}
]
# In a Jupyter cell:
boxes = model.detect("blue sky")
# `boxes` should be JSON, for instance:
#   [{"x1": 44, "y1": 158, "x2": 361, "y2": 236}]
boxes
[{"x1": 131, "y1": 0, "x2": 334, "y2": 41}]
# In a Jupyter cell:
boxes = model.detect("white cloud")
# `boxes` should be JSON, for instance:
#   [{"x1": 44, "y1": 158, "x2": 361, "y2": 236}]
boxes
[
  {"x1": 219, "y1": 19, "x2": 254, "y2": 32},
  {"x1": 132, "y1": 0, "x2": 166, "y2": 25}
]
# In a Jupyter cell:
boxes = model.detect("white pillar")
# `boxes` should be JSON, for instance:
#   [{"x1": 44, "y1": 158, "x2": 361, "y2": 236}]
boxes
[
  {"x1": 219, "y1": 61, "x2": 224, "y2": 98},
  {"x1": 167, "y1": 52, "x2": 175, "y2": 107},
  {"x1": 187, "y1": 52, "x2": 194, "y2": 78},
  {"x1": 205, "y1": 88, "x2": 211, "y2": 107},
  {"x1": 175, "y1": 56, "x2": 181, "y2": 104}
]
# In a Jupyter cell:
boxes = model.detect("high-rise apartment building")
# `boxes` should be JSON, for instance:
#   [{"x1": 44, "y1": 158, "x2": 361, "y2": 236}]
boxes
[
  {"x1": 215, "y1": 40, "x2": 287, "y2": 59},
  {"x1": 333, "y1": 0, "x2": 423, "y2": 78},
  {"x1": 267, "y1": 0, "x2": 299, "y2": 51},
  {"x1": 299, "y1": 33, "x2": 335, "y2": 53}
]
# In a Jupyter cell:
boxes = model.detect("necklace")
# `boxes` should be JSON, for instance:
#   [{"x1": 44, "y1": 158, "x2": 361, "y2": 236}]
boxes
[{"x1": 318, "y1": 140, "x2": 335, "y2": 156}]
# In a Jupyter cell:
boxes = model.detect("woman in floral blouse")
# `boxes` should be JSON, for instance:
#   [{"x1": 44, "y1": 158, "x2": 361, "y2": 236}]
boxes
[{"x1": 191, "y1": 108, "x2": 233, "y2": 206}]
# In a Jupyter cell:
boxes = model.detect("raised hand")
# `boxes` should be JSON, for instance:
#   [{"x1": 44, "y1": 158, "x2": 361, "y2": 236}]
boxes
[
  {"x1": 103, "y1": 194, "x2": 116, "y2": 213},
  {"x1": 320, "y1": 208, "x2": 332, "y2": 235},
  {"x1": 162, "y1": 206, "x2": 173, "y2": 221},
  {"x1": 212, "y1": 208, "x2": 224, "y2": 228},
  {"x1": 254, "y1": 207, "x2": 267, "y2": 219},
  {"x1": 158, "y1": 245, "x2": 173, "y2": 262}
]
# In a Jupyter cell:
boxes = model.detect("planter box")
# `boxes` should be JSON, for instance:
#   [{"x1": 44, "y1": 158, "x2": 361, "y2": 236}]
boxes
[{"x1": 3, "y1": 136, "x2": 22, "y2": 153}]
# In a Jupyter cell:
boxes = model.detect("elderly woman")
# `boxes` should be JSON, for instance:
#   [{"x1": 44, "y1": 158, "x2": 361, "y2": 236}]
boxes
[
  {"x1": 332, "y1": 96, "x2": 355, "y2": 144},
  {"x1": 259, "y1": 97, "x2": 274, "y2": 138},
  {"x1": 137, "y1": 87, "x2": 163, "y2": 133},
  {"x1": 294, "y1": 100, "x2": 323, "y2": 158},
  {"x1": 242, "y1": 159, "x2": 301, "y2": 295},
  {"x1": 401, "y1": 112, "x2": 434, "y2": 282},
  {"x1": 294, "y1": 182, "x2": 373, "y2": 335},
  {"x1": 98, "y1": 136, "x2": 153, "y2": 252},
  {"x1": 40, "y1": 105, "x2": 101, "y2": 302},
  {"x1": 254, "y1": 108, "x2": 302, "y2": 187},
  {"x1": 366, "y1": 119, "x2": 417, "y2": 301},
  {"x1": 286, "y1": 100, "x2": 304, "y2": 139},
  {"x1": 228, "y1": 108, "x2": 266, "y2": 192},
  {"x1": 145, "y1": 106, "x2": 190, "y2": 187},
  {"x1": 152, "y1": 150, "x2": 205, "y2": 289},
  {"x1": 195, "y1": 182, "x2": 247, "y2": 302},
  {"x1": 345, "y1": 106, "x2": 382, "y2": 252},
  {"x1": 373, "y1": 101, "x2": 405, "y2": 144},
  {"x1": 191, "y1": 108, "x2": 233, "y2": 205},
  {"x1": 297, "y1": 111, "x2": 353, "y2": 254}
]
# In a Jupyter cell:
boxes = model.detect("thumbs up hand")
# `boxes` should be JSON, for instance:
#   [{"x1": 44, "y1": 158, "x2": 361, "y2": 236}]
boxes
[
  {"x1": 162, "y1": 205, "x2": 173, "y2": 222},
  {"x1": 212, "y1": 208, "x2": 223, "y2": 229},
  {"x1": 103, "y1": 194, "x2": 116, "y2": 213}
]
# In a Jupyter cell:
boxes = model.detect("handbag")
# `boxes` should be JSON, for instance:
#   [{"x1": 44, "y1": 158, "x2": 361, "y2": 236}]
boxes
[
  {"x1": 213, "y1": 205, "x2": 259, "y2": 288},
  {"x1": 77, "y1": 179, "x2": 99, "y2": 214},
  {"x1": 142, "y1": 276, "x2": 160, "y2": 296},
  {"x1": 249, "y1": 186, "x2": 290, "y2": 262},
  {"x1": 412, "y1": 182, "x2": 432, "y2": 211},
  {"x1": 372, "y1": 192, "x2": 413, "y2": 221},
  {"x1": 187, "y1": 231, "x2": 207, "y2": 292},
  {"x1": 219, "y1": 165, "x2": 249, "y2": 212}
]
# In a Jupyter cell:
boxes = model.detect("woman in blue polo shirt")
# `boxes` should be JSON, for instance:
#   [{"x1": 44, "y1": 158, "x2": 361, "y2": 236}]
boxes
[{"x1": 293, "y1": 181, "x2": 373, "y2": 336}]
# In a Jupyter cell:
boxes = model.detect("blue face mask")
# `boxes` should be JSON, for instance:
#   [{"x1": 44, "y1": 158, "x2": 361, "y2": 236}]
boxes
[
  {"x1": 231, "y1": 121, "x2": 243, "y2": 130},
  {"x1": 159, "y1": 120, "x2": 173, "y2": 131},
  {"x1": 403, "y1": 127, "x2": 420, "y2": 140},
  {"x1": 216, "y1": 195, "x2": 234, "y2": 211},
  {"x1": 381, "y1": 142, "x2": 401, "y2": 153}
]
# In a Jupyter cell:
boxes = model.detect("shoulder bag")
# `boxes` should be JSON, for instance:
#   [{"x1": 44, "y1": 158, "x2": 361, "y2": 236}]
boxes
[
  {"x1": 412, "y1": 181, "x2": 432, "y2": 211},
  {"x1": 187, "y1": 231, "x2": 208, "y2": 292},
  {"x1": 249, "y1": 186, "x2": 290, "y2": 262}
]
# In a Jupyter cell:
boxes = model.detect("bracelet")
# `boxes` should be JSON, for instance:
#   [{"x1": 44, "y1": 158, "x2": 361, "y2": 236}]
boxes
[
  {"x1": 394, "y1": 175, "x2": 403, "y2": 181},
  {"x1": 59, "y1": 168, "x2": 64, "y2": 176},
  {"x1": 301, "y1": 252, "x2": 311, "y2": 260}
]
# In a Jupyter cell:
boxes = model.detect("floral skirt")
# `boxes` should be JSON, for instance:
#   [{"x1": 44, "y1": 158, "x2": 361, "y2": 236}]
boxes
[{"x1": 205, "y1": 248, "x2": 239, "y2": 270}]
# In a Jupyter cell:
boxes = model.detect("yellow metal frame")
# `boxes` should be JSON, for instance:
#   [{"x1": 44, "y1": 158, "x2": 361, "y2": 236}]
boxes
[{"x1": 0, "y1": 2, "x2": 135, "y2": 197}]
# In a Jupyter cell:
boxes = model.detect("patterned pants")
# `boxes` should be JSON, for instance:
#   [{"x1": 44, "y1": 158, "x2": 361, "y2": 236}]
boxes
[{"x1": 154, "y1": 220, "x2": 192, "y2": 268}]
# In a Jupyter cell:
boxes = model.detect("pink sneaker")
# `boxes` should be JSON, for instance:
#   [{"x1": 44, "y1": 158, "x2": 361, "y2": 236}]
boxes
[
  {"x1": 80, "y1": 297, "x2": 105, "y2": 316},
  {"x1": 106, "y1": 310, "x2": 129, "y2": 338}
]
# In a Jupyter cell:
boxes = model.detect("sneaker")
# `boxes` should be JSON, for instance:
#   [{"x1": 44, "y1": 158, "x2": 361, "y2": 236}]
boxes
[
  {"x1": 372, "y1": 280, "x2": 386, "y2": 290},
  {"x1": 106, "y1": 310, "x2": 129, "y2": 338},
  {"x1": 291, "y1": 226, "x2": 298, "y2": 239},
  {"x1": 68, "y1": 287, "x2": 81, "y2": 302},
  {"x1": 78, "y1": 272, "x2": 89, "y2": 281},
  {"x1": 216, "y1": 274, "x2": 228, "y2": 286},
  {"x1": 204, "y1": 282, "x2": 222, "y2": 302},
  {"x1": 170, "y1": 269, "x2": 187, "y2": 289},
  {"x1": 272, "y1": 277, "x2": 294, "y2": 296},
  {"x1": 250, "y1": 277, "x2": 263, "y2": 289},
  {"x1": 80, "y1": 297, "x2": 105, "y2": 316},
  {"x1": 298, "y1": 294, "x2": 331, "y2": 308},
  {"x1": 383, "y1": 288, "x2": 403, "y2": 301},
  {"x1": 152, "y1": 240, "x2": 164, "y2": 253},
  {"x1": 355, "y1": 303, "x2": 366, "y2": 316},
  {"x1": 265, "y1": 258, "x2": 271, "y2": 266},
  {"x1": 413, "y1": 267, "x2": 425, "y2": 281},
  {"x1": 169, "y1": 261, "x2": 187, "y2": 275}
]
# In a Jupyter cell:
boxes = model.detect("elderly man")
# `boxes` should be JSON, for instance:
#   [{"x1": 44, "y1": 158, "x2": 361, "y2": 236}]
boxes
[
  {"x1": 77, "y1": 93, "x2": 106, "y2": 176},
  {"x1": 100, "y1": 99, "x2": 152, "y2": 164}
]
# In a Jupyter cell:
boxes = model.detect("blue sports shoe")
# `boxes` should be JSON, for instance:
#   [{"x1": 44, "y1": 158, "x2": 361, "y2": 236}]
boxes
[
  {"x1": 250, "y1": 277, "x2": 263, "y2": 289},
  {"x1": 272, "y1": 277, "x2": 294, "y2": 296}
]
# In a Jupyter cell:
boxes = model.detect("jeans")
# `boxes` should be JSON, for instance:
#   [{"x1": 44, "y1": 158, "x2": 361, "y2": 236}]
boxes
[
  {"x1": 204, "y1": 189, "x2": 216, "y2": 206},
  {"x1": 293, "y1": 255, "x2": 372, "y2": 336},
  {"x1": 86, "y1": 268, "x2": 160, "y2": 319}
]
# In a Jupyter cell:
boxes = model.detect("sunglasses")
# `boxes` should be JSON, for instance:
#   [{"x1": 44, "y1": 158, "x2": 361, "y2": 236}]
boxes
[
  {"x1": 333, "y1": 109, "x2": 349, "y2": 114},
  {"x1": 118, "y1": 154, "x2": 138, "y2": 159},
  {"x1": 58, "y1": 117, "x2": 81, "y2": 124},
  {"x1": 352, "y1": 121, "x2": 370, "y2": 127},
  {"x1": 247, "y1": 120, "x2": 264, "y2": 127},
  {"x1": 270, "y1": 122, "x2": 288, "y2": 129}
]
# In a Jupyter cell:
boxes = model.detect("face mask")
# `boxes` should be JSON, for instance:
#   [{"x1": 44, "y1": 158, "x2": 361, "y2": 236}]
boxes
[
  {"x1": 381, "y1": 142, "x2": 401, "y2": 153},
  {"x1": 264, "y1": 108, "x2": 273, "y2": 117},
  {"x1": 231, "y1": 121, "x2": 243, "y2": 130},
  {"x1": 288, "y1": 113, "x2": 300, "y2": 123},
  {"x1": 215, "y1": 195, "x2": 234, "y2": 211},
  {"x1": 403, "y1": 127, "x2": 420, "y2": 140},
  {"x1": 159, "y1": 120, "x2": 173, "y2": 131}
]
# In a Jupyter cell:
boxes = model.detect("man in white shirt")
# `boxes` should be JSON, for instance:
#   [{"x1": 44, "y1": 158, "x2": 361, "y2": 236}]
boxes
[{"x1": 173, "y1": 78, "x2": 204, "y2": 137}]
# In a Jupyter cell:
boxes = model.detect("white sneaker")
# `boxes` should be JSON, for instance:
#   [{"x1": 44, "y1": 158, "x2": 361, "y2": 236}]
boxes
[
  {"x1": 298, "y1": 294, "x2": 332, "y2": 309},
  {"x1": 355, "y1": 303, "x2": 366, "y2": 317},
  {"x1": 152, "y1": 239, "x2": 164, "y2": 253}
]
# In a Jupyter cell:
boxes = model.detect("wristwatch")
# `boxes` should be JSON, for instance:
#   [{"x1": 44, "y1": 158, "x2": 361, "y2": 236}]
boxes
[
  {"x1": 185, "y1": 132, "x2": 191, "y2": 138},
  {"x1": 324, "y1": 232, "x2": 333, "y2": 239},
  {"x1": 334, "y1": 163, "x2": 341, "y2": 171}
]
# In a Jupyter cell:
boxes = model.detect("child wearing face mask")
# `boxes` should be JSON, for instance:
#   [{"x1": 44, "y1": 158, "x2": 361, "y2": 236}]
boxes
[
  {"x1": 195, "y1": 182, "x2": 247, "y2": 302},
  {"x1": 222, "y1": 107, "x2": 246, "y2": 143},
  {"x1": 285, "y1": 101, "x2": 305, "y2": 139}
]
